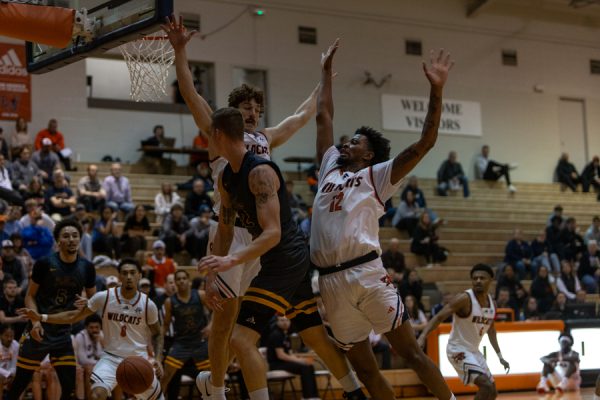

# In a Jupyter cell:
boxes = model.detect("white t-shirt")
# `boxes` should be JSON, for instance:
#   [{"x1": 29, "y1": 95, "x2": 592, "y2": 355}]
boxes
[
  {"x1": 88, "y1": 287, "x2": 158, "y2": 359},
  {"x1": 74, "y1": 329, "x2": 104, "y2": 366},
  {"x1": 310, "y1": 146, "x2": 403, "y2": 267},
  {"x1": 0, "y1": 340, "x2": 18, "y2": 378}
]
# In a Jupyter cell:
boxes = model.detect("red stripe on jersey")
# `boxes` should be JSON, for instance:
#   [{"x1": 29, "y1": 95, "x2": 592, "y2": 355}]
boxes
[{"x1": 101, "y1": 290, "x2": 111, "y2": 319}]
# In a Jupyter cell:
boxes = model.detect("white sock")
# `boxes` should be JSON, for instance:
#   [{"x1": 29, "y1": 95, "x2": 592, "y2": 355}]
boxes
[
  {"x1": 449, "y1": 395, "x2": 456, "y2": 400},
  {"x1": 249, "y1": 388, "x2": 269, "y2": 400},
  {"x1": 212, "y1": 386, "x2": 226, "y2": 400},
  {"x1": 338, "y1": 372, "x2": 361, "y2": 392}
]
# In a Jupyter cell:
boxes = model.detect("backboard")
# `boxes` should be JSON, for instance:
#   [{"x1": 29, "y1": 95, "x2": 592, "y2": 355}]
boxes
[{"x1": 26, "y1": 0, "x2": 173, "y2": 73}]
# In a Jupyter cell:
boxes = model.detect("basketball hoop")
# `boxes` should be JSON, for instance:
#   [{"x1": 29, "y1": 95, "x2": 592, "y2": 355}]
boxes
[{"x1": 119, "y1": 34, "x2": 175, "y2": 102}]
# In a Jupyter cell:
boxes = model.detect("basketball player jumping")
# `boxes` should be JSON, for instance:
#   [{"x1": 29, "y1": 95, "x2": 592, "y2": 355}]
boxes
[
  {"x1": 19, "y1": 258, "x2": 165, "y2": 400},
  {"x1": 8, "y1": 220, "x2": 96, "y2": 400},
  {"x1": 312, "y1": 39, "x2": 455, "y2": 400},
  {"x1": 163, "y1": 16, "x2": 364, "y2": 400},
  {"x1": 418, "y1": 264, "x2": 510, "y2": 400}
]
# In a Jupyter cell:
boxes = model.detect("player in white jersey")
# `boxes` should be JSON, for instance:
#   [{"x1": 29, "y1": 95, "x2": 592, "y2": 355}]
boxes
[
  {"x1": 314, "y1": 39, "x2": 456, "y2": 400},
  {"x1": 418, "y1": 264, "x2": 510, "y2": 400},
  {"x1": 163, "y1": 17, "x2": 365, "y2": 400},
  {"x1": 18, "y1": 258, "x2": 165, "y2": 400}
]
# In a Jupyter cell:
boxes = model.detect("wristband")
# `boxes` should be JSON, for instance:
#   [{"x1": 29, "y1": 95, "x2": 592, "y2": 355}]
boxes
[
  {"x1": 497, "y1": 351, "x2": 503, "y2": 359},
  {"x1": 41, "y1": 314, "x2": 48, "y2": 323}
]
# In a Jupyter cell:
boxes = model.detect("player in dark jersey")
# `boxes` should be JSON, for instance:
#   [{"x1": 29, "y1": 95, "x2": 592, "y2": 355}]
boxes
[
  {"x1": 160, "y1": 269, "x2": 210, "y2": 390},
  {"x1": 8, "y1": 219, "x2": 96, "y2": 400}
]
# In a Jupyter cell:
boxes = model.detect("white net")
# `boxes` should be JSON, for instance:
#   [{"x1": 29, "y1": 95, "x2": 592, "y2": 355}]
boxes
[{"x1": 120, "y1": 35, "x2": 175, "y2": 102}]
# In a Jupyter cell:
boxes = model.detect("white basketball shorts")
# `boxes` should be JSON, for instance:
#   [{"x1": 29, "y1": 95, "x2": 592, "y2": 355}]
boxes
[
  {"x1": 446, "y1": 346, "x2": 493, "y2": 386},
  {"x1": 91, "y1": 353, "x2": 163, "y2": 399}
]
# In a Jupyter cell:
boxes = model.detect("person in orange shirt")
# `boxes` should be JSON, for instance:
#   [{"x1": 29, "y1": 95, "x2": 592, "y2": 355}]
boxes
[
  {"x1": 144, "y1": 240, "x2": 177, "y2": 289},
  {"x1": 34, "y1": 119, "x2": 75, "y2": 171},
  {"x1": 189, "y1": 129, "x2": 208, "y2": 167}
]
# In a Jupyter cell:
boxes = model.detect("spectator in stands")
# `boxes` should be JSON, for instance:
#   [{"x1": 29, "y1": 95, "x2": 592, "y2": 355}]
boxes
[
  {"x1": 531, "y1": 229, "x2": 560, "y2": 278},
  {"x1": 556, "y1": 260, "x2": 581, "y2": 301},
  {"x1": 70, "y1": 204, "x2": 92, "y2": 261},
  {"x1": 120, "y1": 204, "x2": 150, "y2": 257},
  {"x1": 306, "y1": 163, "x2": 318, "y2": 195},
  {"x1": 189, "y1": 129, "x2": 209, "y2": 167},
  {"x1": 411, "y1": 212, "x2": 447, "y2": 265},
  {"x1": 546, "y1": 216, "x2": 563, "y2": 260},
  {"x1": 505, "y1": 229, "x2": 532, "y2": 280},
  {"x1": 139, "y1": 278, "x2": 152, "y2": 296},
  {"x1": 103, "y1": 163, "x2": 134, "y2": 214},
  {"x1": 154, "y1": 182, "x2": 181, "y2": 225},
  {"x1": 401, "y1": 176, "x2": 439, "y2": 223},
  {"x1": 185, "y1": 205, "x2": 212, "y2": 262},
  {"x1": 495, "y1": 287, "x2": 512, "y2": 309},
  {"x1": 0, "y1": 216, "x2": 8, "y2": 243},
  {"x1": 368, "y1": 331, "x2": 391, "y2": 370},
  {"x1": 393, "y1": 191, "x2": 421, "y2": 237},
  {"x1": 547, "y1": 205, "x2": 565, "y2": 227},
  {"x1": 584, "y1": 216, "x2": 600, "y2": 245},
  {"x1": 32, "y1": 138, "x2": 60, "y2": 183},
  {"x1": 45, "y1": 169, "x2": 76, "y2": 218},
  {"x1": 0, "y1": 129, "x2": 9, "y2": 162},
  {"x1": 3, "y1": 207, "x2": 22, "y2": 237},
  {"x1": 184, "y1": 179, "x2": 212, "y2": 220},
  {"x1": 1, "y1": 240, "x2": 27, "y2": 293},
  {"x1": 10, "y1": 233, "x2": 33, "y2": 277},
  {"x1": 20, "y1": 199, "x2": 54, "y2": 231},
  {"x1": 382, "y1": 238, "x2": 406, "y2": 283},
  {"x1": 20, "y1": 208, "x2": 54, "y2": 261},
  {"x1": 559, "y1": 217, "x2": 584, "y2": 262},
  {"x1": 143, "y1": 240, "x2": 176, "y2": 291},
  {"x1": 521, "y1": 297, "x2": 541, "y2": 321},
  {"x1": 496, "y1": 264, "x2": 526, "y2": 315},
  {"x1": 34, "y1": 118, "x2": 74, "y2": 171},
  {"x1": 92, "y1": 205, "x2": 119, "y2": 258},
  {"x1": 176, "y1": 162, "x2": 214, "y2": 192},
  {"x1": 142, "y1": 125, "x2": 167, "y2": 156},
  {"x1": 9, "y1": 116, "x2": 32, "y2": 159},
  {"x1": 578, "y1": 240, "x2": 600, "y2": 294},
  {"x1": 77, "y1": 164, "x2": 106, "y2": 213},
  {"x1": 23, "y1": 176, "x2": 45, "y2": 208},
  {"x1": 0, "y1": 155, "x2": 21, "y2": 207},
  {"x1": 530, "y1": 266, "x2": 556, "y2": 314},
  {"x1": 74, "y1": 314, "x2": 103, "y2": 400},
  {"x1": 437, "y1": 151, "x2": 469, "y2": 197},
  {"x1": 556, "y1": 153, "x2": 581, "y2": 192},
  {"x1": 379, "y1": 198, "x2": 396, "y2": 227},
  {"x1": 476, "y1": 145, "x2": 517, "y2": 192},
  {"x1": 0, "y1": 279, "x2": 26, "y2": 338},
  {"x1": 547, "y1": 292, "x2": 568, "y2": 320},
  {"x1": 431, "y1": 292, "x2": 454, "y2": 323},
  {"x1": 11, "y1": 147, "x2": 41, "y2": 192},
  {"x1": 160, "y1": 203, "x2": 190, "y2": 257},
  {"x1": 266, "y1": 316, "x2": 319, "y2": 400},
  {"x1": 399, "y1": 269, "x2": 423, "y2": 306},
  {"x1": 405, "y1": 294, "x2": 428, "y2": 337},
  {"x1": 0, "y1": 324, "x2": 18, "y2": 398},
  {"x1": 581, "y1": 156, "x2": 600, "y2": 196},
  {"x1": 286, "y1": 180, "x2": 308, "y2": 223}
]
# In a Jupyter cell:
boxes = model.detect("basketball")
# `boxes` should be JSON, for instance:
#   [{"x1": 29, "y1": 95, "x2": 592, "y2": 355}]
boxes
[{"x1": 116, "y1": 356, "x2": 154, "y2": 394}]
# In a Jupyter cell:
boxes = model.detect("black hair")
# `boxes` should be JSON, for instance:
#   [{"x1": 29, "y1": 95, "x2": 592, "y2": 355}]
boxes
[
  {"x1": 175, "y1": 269, "x2": 189, "y2": 278},
  {"x1": 470, "y1": 263, "x2": 494, "y2": 279},
  {"x1": 3, "y1": 278, "x2": 17, "y2": 287},
  {"x1": 497, "y1": 286, "x2": 510, "y2": 294},
  {"x1": 212, "y1": 108, "x2": 244, "y2": 141},
  {"x1": 153, "y1": 125, "x2": 164, "y2": 134},
  {"x1": 554, "y1": 205, "x2": 563, "y2": 212},
  {"x1": 117, "y1": 258, "x2": 142, "y2": 273},
  {"x1": 355, "y1": 126, "x2": 390, "y2": 166},
  {"x1": 84, "y1": 313, "x2": 102, "y2": 327},
  {"x1": 227, "y1": 84, "x2": 265, "y2": 115},
  {"x1": 53, "y1": 219, "x2": 83, "y2": 241},
  {"x1": 0, "y1": 324, "x2": 13, "y2": 335}
]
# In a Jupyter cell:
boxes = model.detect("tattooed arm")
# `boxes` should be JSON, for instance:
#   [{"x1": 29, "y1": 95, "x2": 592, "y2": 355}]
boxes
[
  {"x1": 211, "y1": 174, "x2": 235, "y2": 257},
  {"x1": 390, "y1": 49, "x2": 454, "y2": 184}
]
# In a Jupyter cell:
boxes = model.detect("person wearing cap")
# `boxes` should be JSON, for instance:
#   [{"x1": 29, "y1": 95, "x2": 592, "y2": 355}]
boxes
[
  {"x1": 31, "y1": 137, "x2": 60, "y2": 182},
  {"x1": 144, "y1": 240, "x2": 176, "y2": 289},
  {"x1": 34, "y1": 119, "x2": 75, "y2": 172},
  {"x1": 159, "y1": 203, "x2": 190, "y2": 258},
  {"x1": 537, "y1": 332, "x2": 581, "y2": 394},
  {"x1": 104, "y1": 276, "x2": 119, "y2": 289},
  {"x1": 138, "y1": 278, "x2": 152, "y2": 296},
  {"x1": 45, "y1": 169, "x2": 76, "y2": 218},
  {"x1": 1, "y1": 239, "x2": 27, "y2": 294}
]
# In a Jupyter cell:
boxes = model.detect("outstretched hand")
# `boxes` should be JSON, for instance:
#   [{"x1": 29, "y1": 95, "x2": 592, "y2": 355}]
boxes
[
  {"x1": 321, "y1": 38, "x2": 339, "y2": 72},
  {"x1": 17, "y1": 308, "x2": 41, "y2": 322},
  {"x1": 160, "y1": 15, "x2": 197, "y2": 51},
  {"x1": 422, "y1": 49, "x2": 454, "y2": 89}
]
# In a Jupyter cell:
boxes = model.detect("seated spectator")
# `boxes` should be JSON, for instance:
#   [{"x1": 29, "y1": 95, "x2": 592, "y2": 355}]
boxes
[
  {"x1": 578, "y1": 240, "x2": 600, "y2": 294},
  {"x1": 476, "y1": 145, "x2": 516, "y2": 192},
  {"x1": 189, "y1": 129, "x2": 209, "y2": 167},
  {"x1": 0, "y1": 217, "x2": 8, "y2": 243},
  {"x1": 0, "y1": 155, "x2": 21, "y2": 207},
  {"x1": 405, "y1": 294, "x2": 427, "y2": 337},
  {"x1": 77, "y1": 164, "x2": 106, "y2": 213},
  {"x1": 266, "y1": 316, "x2": 319, "y2": 400},
  {"x1": 32, "y1": 138, "x2": 60, "y2": 183},
  {"x1": 92, "y1": 206, "x2": 119, "y2": 258},
  {"x1": 530, "y1": 266, "x2": 556, "y2": 314},
  {"x1": 1, "y1": 240, "x2": 27, "y2": 293},
  {"x1": 143, "y1": 240, "x2": 176, "y2": 289},
  {"x1": 555, "y1": 153, "x2": 580, "y2": 192},
  {"x1": 70, "y1": 204, "x2": 92, "y2": 261},
  {"x1": 556, "y1": 260, "x2": 581, "y2": 301},
  {"x1": 547, "y1": 205, "x2": 565, "y2": 227},
  {"x1": 530, "y1": 230, "x2": 560, "y2": 278},
  {"x1": 23, "y1": 176, "x2": 45, "y2": 208},
  {"x1": 160, "y1": 203, "x2": 190, "y2": 257},
  {"x1": 120, "y1": 205, "x2": 150, "y2": 257},
  {"x1": 536, "y1": 332, "x2": 581, "y2": 394},
  {"x1": 10, "y1": 146, "x2": 42, "y2": 192},
  {"x1": 437, "y1": 151, "x2": 469, "y2": 197},
  {"x1": 21, "y1": 213, "x2": 54, "y2": 261},
  {"x1": 286, "y1": 181, "x2": 307, "y2": 223},
  {"x1": 0, "y1": 129, "x2": 9, "y2": 162},
  {"x1": 141, "y1": 125, "x2": 175, "y2": 174},
  {"x1": 584, "y1": 216, "x2": 600, "y2": 245},
  {"x1": 176, "y1": 162, "x2": 214, "y2": 192},
  {"x1": 103, "y1": 163, "x2": 134, "y2": 214},
  {"x1": 496, "y1": 264, "x2": 526, "y2": 315},
  {"x1": 20, "y1": 199, "x2": 55, "y2": 231},
  {"x1": 0, "y1": 279, "x2": 26, "y2": 338},
  {"x1": 369, "y1": 331, "x2": 391, "y2": 370},
  {"x1": 504, "y1": 228, "x2": 532, "y2": 280},
  {"x1": 398, "y1": 269, "x2": 423, "y2": 305},
  {"x1": 74, "y1": 314, "x2": 103, "y2": 400},
  {"x1": 10, "y1": 233, "x2": 33, "y2": 277},
  {"x1": 401, "y1": 176, "x2": 439, "y2": 223},
  {"x1": 431, "y1": 292, "x2": 453, "y2": 323},
  {"x1": 154, "y1": 183, "x2": 181, "y2": 225},
  {"x1": 558, "y1": 218, "x2": 584, "y2": 261},
  {"x1": 392, "y1": 191, "x2": 421, "y2": 237},
  {"x1": 569, "y1": 289, "x2": 596, "y2": 319},
  {"x1": 3, "y1": 207, "x2": 22, "y2": 237},
  {"x1": 0, "y1": 324, "x2": 18, "y2": 398},
  {"x1": 9, "y1": 116, "x2": 32, "y2": 159},
  {"x1": 379, "y1": 198, "x2": 396, "y2": 227},
  {"x1": 45, "y1": 169, "x2": 76, "y2": 218},
  {"x1": 546, "y1": 292, "x2": 568, "y2": 320},
  {"x1": 495, "y1": 287, "x2": 513, "y2": 314},
  {"x1": 581, "y1": 155, "x2": 600, "y2": 195},
  {"x1": 410, "y1": 213, "x2": 447, "y2": 265},
  {"x1": 185, "y1": 205, "x2": 212, "y2": 262},
  {"x1": 34, "y1": 118, "x2": 74, "y2": 171},
  {"x1": 382, "y1": 238, "x2": 406, "y2": 283},
  {"x1": 184, "y1": 179, "x2": 212, "y2": 220},
  {"x1": 521, "y1": 297, "x2": 541, "y2": 321}
]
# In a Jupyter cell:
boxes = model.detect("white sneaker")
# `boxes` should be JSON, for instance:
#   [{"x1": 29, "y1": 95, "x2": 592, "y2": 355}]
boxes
[
  {"x1": 508, "y1": 184, "x2": 517, "y2": 193},
  {"x1": 196, "y1": 371, "x2": 213, "y2": 399}
]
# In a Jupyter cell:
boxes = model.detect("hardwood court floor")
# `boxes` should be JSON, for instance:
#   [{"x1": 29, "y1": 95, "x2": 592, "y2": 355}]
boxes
[{"x1": 408, "y1": 387, "x2": 596, "y2": 399}]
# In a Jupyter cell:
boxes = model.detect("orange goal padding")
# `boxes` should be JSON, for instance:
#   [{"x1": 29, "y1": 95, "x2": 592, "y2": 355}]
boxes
[{"x1": 0, "y1": 3, "x2": 74, "y2": 48}]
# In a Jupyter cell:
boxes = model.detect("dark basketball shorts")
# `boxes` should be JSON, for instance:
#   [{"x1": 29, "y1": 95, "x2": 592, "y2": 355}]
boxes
[
  {"x1": 17, "y1": 332, "x2": 76, "y2": 371},
  {"x1": 164, "y1": 339, "x2": 210, "y2": 371}
]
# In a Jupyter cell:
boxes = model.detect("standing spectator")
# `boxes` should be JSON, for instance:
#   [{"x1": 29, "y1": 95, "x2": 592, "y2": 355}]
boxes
[
  {"x1": 530, "y1": 230, "x2": 560, "y2": 278},
  {"x1": 286, "y1": 181, "x2": 308, "y2": 223},
  {"x1": 577, "y1": 240, "x2": 600, "y2": 294},
  {"x1": 34, "y1": 118, "x2": 74, "y2": 171},
  {"x1": 266, "y1": 316, "x2": 319, "y2": 400},
  {"x1": 76, "y1": 164, "x2": 106, "y2": 213},
  {"x1": 398, "y1": 269, "x2": 423, "y2": 306},
  {"x1": 0, "y1": 324, "x2": 18, "y2": 398},
  {"x1": 103, "y1": 163, "x2": 134, "y2": 214},
  {"x1": 530, "y1": 266, "x2": 557, "y2": 314},
  {"x1": 381, "y1": 238, "x2": 406, "y2": 283},
  {"x1": 160, "y1": 203, "x2": 190, "y2": 257},
  {"x1": 92, "y1": 206, "x2": 119, "y2": 258},
  {"x1": 581, "y1": 156, "x2": 600, "y2": 196},
  {"x1": 0, "y1": 279, "x2": 26, "y2": 338},
  {"x1": 496, "y1": 264, "x2": 526, "y2": 315},
  {"x1": 401, "y1": 176, "x2": 439, "y2": 223},
  {"x1": 0, "y1": 155, "x2": 21, "y2": 206},
  {"x1": 0, "y1": 129, "x2": 9, "y2": 161},
  {"x1": 504, "y1": 229, "x2": 532, "y2": 280},
  {"x1": 154, "y1": 182, "x2": 181, "y2": 225},
  {"x1": 405, "y1": 295, "x2": 428, "y2": 337},
  {"x1": 10, "y1": 147, "x2": 41, "y2": 192},
  {"x1": 556, "y1": 261, "x2": 582, "y2": 300},
  {"x1": 476, "y1": 145, "x2": 517, "y2": 192},
  {"x1": 9, "y1": 116, "x2": 32, "y2": 159},
  {"x1": 185, "y1": 206, "x2": 212, "y2": 262},
  {"x1": 31, "y1": 138, "x2": 60, "y2": 182},
  {"x1": 411, "y1": 212, "x2": 447, "y2": 265},
  {"x1": 555, "y1": 153, "x2": 581, "y2": 192},
  {"x1": 144, "y1": 240, "x2": 177, "y2": 290},
  {"x1": 73, "y1": 314, "x2": 103, "y2": 400},
  {"x1": 120, "y1": 204, "x2": 150, "y2": 257},
  {"x1": 559, "y1": 218, "x2": 584, "y2": 262},
  {"x1": 45, "y1": 169, "x2": 76, "y2": 218},
  {"x1": 189, "y1": 129, "x2": 209, "y2": 167},
  {"x1": 392, "y1": 191, "x2": 421, "y2": 237},
  {"x1": 584, "y1": 216, "x2": 600, "y2": 246},
  {"x1": 10, "y1": 233, "x2": 33, "y2": 278},
  {"x1": 1, "y1": 240, "x2": 27, "y2": 293},
  {"x1": 437, "y1": 151, "x2": 469, "y2": 197},
  {"x1": 183, "y1": 179, "x2": 212, "y2": 220}
]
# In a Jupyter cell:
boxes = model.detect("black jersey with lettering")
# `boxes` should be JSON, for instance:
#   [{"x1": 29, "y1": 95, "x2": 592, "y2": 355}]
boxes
[
  {"x1": 31, "y1": 253, "x2": 96, "y2": 341},
  {"x1": 170, "y1": 290, "x2": 207, "y2": 344}
]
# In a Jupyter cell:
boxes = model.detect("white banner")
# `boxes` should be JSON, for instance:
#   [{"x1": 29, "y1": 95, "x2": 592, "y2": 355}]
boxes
[{"x1": 381, "y1": 94, "x2": 482, "y2": 137}]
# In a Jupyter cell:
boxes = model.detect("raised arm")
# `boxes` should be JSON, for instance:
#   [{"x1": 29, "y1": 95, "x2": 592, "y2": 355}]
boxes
[
  {"x1": 417, "y1": 292, "x2": 469, "y2": 348},
  {"x1": 162, "y1": 15, "x2": 213, "y2": 134},
  {"x1": 316, "y1": 39, "x2": 339, "y2": 165},
  {"x1": 390, "y1": 49, "x2": 453, "y2": 184},
  {"x1": 487, "y1": 321, "x2": 510, "y2": 372}
]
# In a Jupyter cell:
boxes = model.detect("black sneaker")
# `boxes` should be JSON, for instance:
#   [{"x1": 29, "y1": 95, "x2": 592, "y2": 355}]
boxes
[{"x1": 343, "y1": 389, "x2": 367, "y2": 400}]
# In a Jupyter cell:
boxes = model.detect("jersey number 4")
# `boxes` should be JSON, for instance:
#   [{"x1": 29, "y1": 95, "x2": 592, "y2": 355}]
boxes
[{"x1": 329, "y1": 192, "x2": 344, "y2": 212}]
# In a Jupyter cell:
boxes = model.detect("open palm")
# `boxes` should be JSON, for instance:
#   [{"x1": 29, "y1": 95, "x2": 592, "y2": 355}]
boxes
[
  {"x1": 423, "y1": 49, "x2": 453, "y2": 88},
  {"x1": 321, "y1": 38, "x2": 339, "y2": 71},
  {"x1": 161, "y1": 15, "x2": 197, "y2": 51}
]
